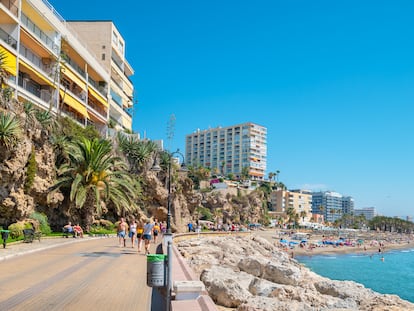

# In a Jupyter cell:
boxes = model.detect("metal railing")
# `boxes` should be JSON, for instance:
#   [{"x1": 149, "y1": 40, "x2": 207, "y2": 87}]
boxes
[
  {"x1": 0, "y1": 26, "x2": 17, "y2": 50},
  {"x1": 21, "y1": 13, "x2": 59, "y2": 53}
]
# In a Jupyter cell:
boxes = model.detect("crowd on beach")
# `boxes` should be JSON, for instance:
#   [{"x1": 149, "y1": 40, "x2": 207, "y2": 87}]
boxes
[{"x1": 272, "y1": 229, "x2": 414, "y2": 257}]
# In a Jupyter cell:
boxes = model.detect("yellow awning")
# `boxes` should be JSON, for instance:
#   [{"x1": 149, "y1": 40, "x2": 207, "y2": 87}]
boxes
[
  {"x1": 89, "y1": 87, "x2": 108, "y2": 108},
  {"x1": 60, "y1": 90, "x2": 88, "y2": 118},
  {"x1": 19, "y1": 60, "x2": 54, "y2": 86},
  {"x1": 0, "y1": 45, "x2": 17, "y2": 76},
  {"x1": 61, "y1": 65, "x2": 86, "y2": 90}
]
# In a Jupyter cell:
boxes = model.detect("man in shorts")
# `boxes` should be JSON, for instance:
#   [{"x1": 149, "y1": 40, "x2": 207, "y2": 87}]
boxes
[
  {"x1": 143, "y1": 219, "x2": 154, "y2": 254},
  {"x1": 117, "y1": 217, "x2": 127, "y2": 247}
]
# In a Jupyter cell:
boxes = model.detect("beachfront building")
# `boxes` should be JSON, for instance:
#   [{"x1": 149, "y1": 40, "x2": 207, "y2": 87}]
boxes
[
  {"x1": 185, "y1": 123, "x2": 267, "y2": 180},
  {"x1": 67, "y1": 21, "x2": 134, "y2": 131},
  {"x1": 0, "y1": 0, "x2": 133, "y2": 134},
  {"x1": 270, "y1": 189, "x2": 312, "y2": 223},
  {"x1": 342, "y1": 196, "x2": 355, "y2": 215},
  {"x1": 354, "y1": 207, "x2": 376, "y2": 221},
  {"x1": 312, "y1": 191, "x2": 354, "y2": 223}
]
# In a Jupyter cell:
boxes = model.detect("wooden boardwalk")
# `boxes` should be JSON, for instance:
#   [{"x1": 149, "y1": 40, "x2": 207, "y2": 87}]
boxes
[{"x1": 0, "y1": 237, "x2": 153, "y2": 311}]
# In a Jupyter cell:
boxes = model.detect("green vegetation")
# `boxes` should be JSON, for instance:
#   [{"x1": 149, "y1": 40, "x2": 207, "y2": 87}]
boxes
[
  {"x1": 0, "y1": 112, "x2": 21, "y2": 149},
  {"x1": 369, "y1": 216, "x2": 414, "y2": 233},
  {"x1": 24, "y1": 147, "x2": 37, "y2": 193},
  {"x1": 51, "y1": 138, "x2": 140, "y2": 228},
  {"x1": 29, "y1": 212, "x2": 52, "y2": 235},
  {"x1": 196, "y1": 206, "x2": 213, "y2": 221}
]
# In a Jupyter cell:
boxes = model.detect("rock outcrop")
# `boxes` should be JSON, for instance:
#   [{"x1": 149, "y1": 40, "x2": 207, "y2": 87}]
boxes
[{"x1": 176, "y1": 235, "x2": 414, "y2": 311}]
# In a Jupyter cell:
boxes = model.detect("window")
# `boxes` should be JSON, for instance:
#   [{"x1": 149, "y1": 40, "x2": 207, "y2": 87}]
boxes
[{"x1": 101, "y1": 53, "x2": 105, "y2": 60}]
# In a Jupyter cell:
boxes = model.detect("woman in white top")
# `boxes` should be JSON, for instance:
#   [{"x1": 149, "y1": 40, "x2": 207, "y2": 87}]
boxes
[{"x1": 129, "y1": 220, "x2": 137, "y2": 248}]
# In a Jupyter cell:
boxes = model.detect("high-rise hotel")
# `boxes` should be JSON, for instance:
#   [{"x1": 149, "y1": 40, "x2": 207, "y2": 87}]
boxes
[
  {"x1": 0, "y1": 0, "x2": 134, "y2": 133},
  {"x1": 185, "y1": 122, "x2": 267, "y2": 180}
]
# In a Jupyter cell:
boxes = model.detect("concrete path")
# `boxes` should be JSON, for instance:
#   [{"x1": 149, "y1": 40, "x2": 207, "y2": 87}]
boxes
[{"x1": 0, "y1": 236, "x2": 154, "y2": 311}]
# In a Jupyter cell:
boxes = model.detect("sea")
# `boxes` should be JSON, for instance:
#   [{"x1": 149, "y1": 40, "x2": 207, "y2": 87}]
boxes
[{"x1": 296, "y1": 248, "x2": 414, "y2": 303}]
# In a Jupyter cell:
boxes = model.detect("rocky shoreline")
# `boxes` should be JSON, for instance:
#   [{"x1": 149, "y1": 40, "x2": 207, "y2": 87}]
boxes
[{"x1": 176, "y1": 235, "x2": 414, "y2": 311}]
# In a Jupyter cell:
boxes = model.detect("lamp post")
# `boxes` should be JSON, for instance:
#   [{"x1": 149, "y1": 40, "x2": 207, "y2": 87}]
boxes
[{"x1": 151, "y1": 149, "x2": 187, "y2": 311}]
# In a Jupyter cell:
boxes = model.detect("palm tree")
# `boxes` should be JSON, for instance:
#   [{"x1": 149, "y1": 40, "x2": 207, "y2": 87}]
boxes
[
  {"x1": 241, "y1": 166, "x2": 250, "y2": 181},
  {"x1": 51, "y1": 138, "x2": 140, "y2": 229}
]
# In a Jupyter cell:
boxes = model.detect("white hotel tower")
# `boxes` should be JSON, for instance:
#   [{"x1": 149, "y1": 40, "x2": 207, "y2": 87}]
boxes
[{"x1": 185, "y1": 122, "x2": 267, "y2": 180}]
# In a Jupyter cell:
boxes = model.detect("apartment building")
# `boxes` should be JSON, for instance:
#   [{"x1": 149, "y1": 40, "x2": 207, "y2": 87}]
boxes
[
  {"x1": 185, "y1": 122, "x2": 267, "y2": 180},
  {"x1": 0, "y1": 0, "x2": 133, "y2": 133},
  {"x1": 67, "y1": 21, "x2": 134, "y2": 131},
  {"x1": 312, "y1": 191, "x2": 354, "y2": 223},
  {"x1": 270, "y1": 189, "x2": 312, "y2": 223},
  {"x1": 354, "y1": 207, "x2": 376, "y2": 221}
]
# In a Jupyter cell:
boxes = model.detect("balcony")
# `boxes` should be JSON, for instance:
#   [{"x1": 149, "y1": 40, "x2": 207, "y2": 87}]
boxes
[
  {"x1": 0, "y1": 0, "x2": 18, "y2": 17},
  {"x1": 19, "y1": 43, "x2": 53, "y2": 77},
  {"x1": 18, "y1": 73, "x2": 52, "y2": 103},
  {"x1": 0, "y1": 26, "x2": 17, "y2": 50},
  {"x1": 21, "y1": 13, "x2": 59, "y2": 53},
  {"x1": 62, "y1": 53, "x2": 86, "y2": 78},
  {"x1": 110, "y1": 88, "x2": 122, "y2": 107},
  {"x1": 88, "y1": 77, "x2": 107, "y2": 98}
]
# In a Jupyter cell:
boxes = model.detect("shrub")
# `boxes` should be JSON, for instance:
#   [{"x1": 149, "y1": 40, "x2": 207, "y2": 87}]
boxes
[
  {"x1": 8, "y1": 222, "x2": 25, "y2": 238},
  {"x1": 29, "y1": 212, "x2": 52, "y2": 234},
  {"x1": 92, "y1": 219, "x2": 114, "y2": 230}
]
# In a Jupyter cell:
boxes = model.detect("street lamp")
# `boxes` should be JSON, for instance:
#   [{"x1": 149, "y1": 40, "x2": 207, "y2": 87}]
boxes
[
  {"x1": 151, "y1": 149, "x2": 187, "y2": 235},
  {"x1": 151, "y1": 148, "x2": 187, "y2": 311}
]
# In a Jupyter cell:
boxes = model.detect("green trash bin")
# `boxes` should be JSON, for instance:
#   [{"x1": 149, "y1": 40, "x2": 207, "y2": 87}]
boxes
[{"x1": 147, "y1": 254, "x2": 167, "y2": 287}]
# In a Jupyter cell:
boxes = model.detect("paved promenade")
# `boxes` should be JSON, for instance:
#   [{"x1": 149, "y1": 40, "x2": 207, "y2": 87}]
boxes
[{"x1": 0, "y1": 236, "x2": 153, "y2": 311}]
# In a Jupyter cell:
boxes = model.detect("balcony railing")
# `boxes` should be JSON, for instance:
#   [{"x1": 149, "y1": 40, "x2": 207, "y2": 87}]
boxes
[
  {"x1": 0, "y1": 0, "x2": 18, "y2": 17},
  {"x1": 88, "y1": 77, "x2": 107, "y2": 97},
  {"x1": 62, "y1": 53, "x2": 86, "y2": 78},
  {"x1": 18, "y1": 75, "x2": 52, "y2": 103},
  {"x1": 21, "y1": 13, "x2": 59, "y2": 53},
  {"x1": 110, "y1": 88, "x2": 122, "y2": 107},
  {"x1": 0, "y1": 26, "x2": 17, "y2": 50},
  {"x1": 20, "y1": 43, "x2": 53, "y2": 76},
  {"x1": 88, "y1": 98, "x2": 107, "y2": 119}
]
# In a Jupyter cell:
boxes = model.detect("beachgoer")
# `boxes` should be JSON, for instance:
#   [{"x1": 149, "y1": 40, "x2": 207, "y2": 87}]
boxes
[
  {"x1": 153, "y1": 222, "x2": 160, "y2": 244},
  {"x1": 117, "y1": 217, "x2": 128, "y2": 247},
  {"x1": 63, "y1": 221, "x2": 75, "y2": 237},
  {"x1": 143, "y1": 220, "x2": 154, "y2": 254},
  {"x1": 129, "y1": 220, "x2": 137, "y2": 247},
  {"x1": 136, "y1": 221, "x2": 144, "y2": 252},
  {"x1": 73, "y1": 224, "x2": 83, "y2": 238}
]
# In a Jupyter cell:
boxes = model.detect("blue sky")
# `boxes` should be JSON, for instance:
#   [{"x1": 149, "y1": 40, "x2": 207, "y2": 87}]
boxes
[{"x1": 51, "y1": 0, "x2": 414, "y2": 217}]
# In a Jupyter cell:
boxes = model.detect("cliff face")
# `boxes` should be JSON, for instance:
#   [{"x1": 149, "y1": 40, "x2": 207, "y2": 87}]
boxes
[
  {"x1": 177, "y1": 235, "x2": 414, "y2": 311},
  {"x1": 142, "y1": 172, "x2": 267, "y2": 233},
  {"x1": 0, "y1": 129, "x2": 58, "y2": 226}
]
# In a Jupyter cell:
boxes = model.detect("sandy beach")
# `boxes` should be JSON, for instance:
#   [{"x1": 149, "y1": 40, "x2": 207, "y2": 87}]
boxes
[{"x1": 256, "y1": 229, "x2": 414, "y2": 257}]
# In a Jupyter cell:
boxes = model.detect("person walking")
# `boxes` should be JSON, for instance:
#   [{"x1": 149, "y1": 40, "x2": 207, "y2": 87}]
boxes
[
  {"x1": 153, "y1": 222, "x2": 160, "y2": 244},
  {"x1": 143, "y1": 219, "x2": 154, "y2": 254},
  {"x1": 136, "y1": 220, "x2": 144, "y2": 252},
  {"x1": 117, "y1": 217, "x2": 128, "y2": 247},
  {"x1": 129, "y1": 219, "x2": 137, "y2": 247}
]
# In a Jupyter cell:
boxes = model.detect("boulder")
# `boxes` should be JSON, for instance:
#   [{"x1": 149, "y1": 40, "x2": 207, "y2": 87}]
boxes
[{"x1": 200, "y1": 265, "x2": 253, "y2": 308}]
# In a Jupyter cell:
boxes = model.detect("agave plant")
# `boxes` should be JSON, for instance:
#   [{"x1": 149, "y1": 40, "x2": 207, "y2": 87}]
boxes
[
  {"x1": 0, "y1": 111, "x2": 21, "y2": 149},
  {"x1": 117, "y1": 133, "x2": 159, "y2": 173},
  {"x1": 35, "y1": 109, "x2": 53, "y2": 128}
]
